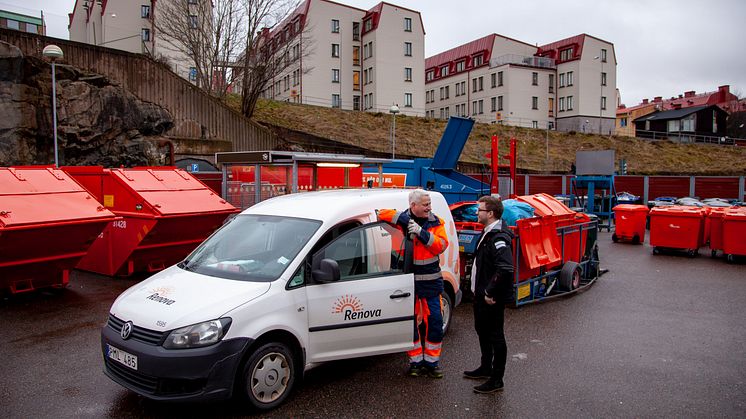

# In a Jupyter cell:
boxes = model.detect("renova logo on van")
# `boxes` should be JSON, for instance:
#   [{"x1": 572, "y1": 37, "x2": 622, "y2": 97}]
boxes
[
  {"x1": 146, "y1": 286, "x2": 176, "y2": 305},
  {"x1": 332, "y1": 294, "x2": 382, "y2": 321}
]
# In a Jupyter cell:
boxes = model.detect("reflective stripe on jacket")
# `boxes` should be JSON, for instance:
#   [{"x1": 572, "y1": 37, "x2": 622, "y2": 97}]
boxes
[{"x1": 377, "y1": 208, "x2": 448, "y2": 280}]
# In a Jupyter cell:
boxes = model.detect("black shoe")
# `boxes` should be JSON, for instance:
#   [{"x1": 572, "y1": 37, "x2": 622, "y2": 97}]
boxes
[
  {"x1": 463, "y1": 367, "x2": 492, "y2": 379},
  {"x1": 473, "y1": 379, "x2": 504, "y2": 394},
  {"x1": 426, "y1": 366, "x2": 444, "y2": 379},
  {"x1": 406, "y1": 365, "x2": 425, "y2": 377}
]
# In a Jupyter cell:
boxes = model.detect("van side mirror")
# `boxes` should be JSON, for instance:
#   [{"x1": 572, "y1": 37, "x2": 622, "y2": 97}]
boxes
[{"x1": 312, "y1": 258, "x2": 340, "y2": 283}]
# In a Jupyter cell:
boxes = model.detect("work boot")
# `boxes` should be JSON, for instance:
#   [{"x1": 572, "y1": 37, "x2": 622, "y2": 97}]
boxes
[
  {"x1": 426, "y1": 366, "x2": 444, "y2": 379},
  {"x1": 406, "y1": 364, "x2": 424, "y2": 377},
  {"x1": 473, "y1": 379, "x2": 504, "y2": 394},
  {"x1": 463, "y1": 367, "x2": 492, "y2": 379}
]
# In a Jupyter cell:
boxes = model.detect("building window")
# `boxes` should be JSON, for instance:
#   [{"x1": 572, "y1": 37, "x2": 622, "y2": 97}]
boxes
[
  {"x1": 189, "y1": 67, "x2": 197, "y2": 82},
  {"x1": 601, "y1": 96, "x2": 607, "y2": 110},
  {"x1": 601, "y1": 48, "x2": 607, "y2": 63},
  {"x1": 478, "y1": 100, "x2": 484, "y2": 114},
  {"x1": 439, "y1": 108, "x2": 445, "y2": 119},
  {"x1": 455, "y1": 82, "x2": 461, "y2": 97},
  {"x1": 560, "y1": 47, "x2": 574, "y2": 61},
  {"x1": 331, "y1": 19, "x2": 339, "y2": 33},
  {"x1": 353, "y1": 46, "x2": 360, "y2": 66},
  {"x1": 473, "y1": 55, "x2": 483, "y2": 66},
  {"x1": 491, "y1": 73, "x2": 497, "y2": 88},
  {"x1": 472, "y1": 101, "x2": 477, "y2": 116},
  {"x1": 439, "y1": 87, "x2": 445, "y2": 100},
  {"x1": 332, "y1": 69, "x2": 340, "y2": 83},
  {"x1": 352, "y1": 71, "x2": 360, "y2": 90},
  {"x1": 353, "y1": 22, "x2": 360, "y2": 41},
  {"x1": 405, "y1": 93, "x2": 413, "y2": 107},
  {"x1": 364, "y1": 94, "x2": 369, "y2": 109},
  {"x1": 559, "y1": 73, "x2": 565, "y2": 87},
  {"x1": 6, "y1": 19, "x2": 19, "y2": 30},
  {"x1": 445, "y1": 107, "x2": 450, "y2": 118},
  {"x1": 567, "y1": 71, "x2": 573, "y2": 86},
  {"x1": 404, "y1": 42, "x2": 412, "y2": 57},
  {"x1": 491, "y1": 97, "x2": 497, "y2": 112},
  {"x1": 532, "y1": 96, "x2": 538, "y2": 110},
  {"x1": 440, "y1": 66, "x2": 448, "y2": 77},
  {"x1": 141, "y1": 5, "x2": 151, "y2": 18},
  {"x1": 498, "y1": 71, "x2": 503, "y2": 87},
  {"x1": 364, "y1": 18, "x2": 372, "y2": 32},
  {"x1": 332, "y1": 94, "x2": 341, "y2": 108},
  {"x1": 456, "y1": 61, "x2": 465, "y2": 72},
  {"x1": 445, "y1": 86, "x2": 449, "y2": 99},
  {"x1": 460, "y1": 81, "x2": 465, "y2": 95},
  {"x1": 426, "y1": 70, "x2": 434, "y2": 81},
  {"x1": 353, "y1": 95, "x2": 361, "y2": 111},
  {"x1": 532, "y1": 121, "x2": 538, "y2": 129},
  {"x1": 189, "y1": 15, "x2": 198, "y2": 29},
  {"x1": 141, "y1": 28, "x2": 151, "y2": 41},
  {"x1": 532, "y1": 72, "x2": 538, "y2": 86},
  {"x1": 498, "y1": 96, "x2": 503, "y2": 111},
  {"x1": 460, "y1": 103, "x2": 466, "y2": 116},
  {"x1": 404, "y1": 17, "x2": 412, "y2": 32},
  {"x1": 620, "y1": 117, "x2": 627, "y2": 127},
  {"x1": 332, "y1": 44, "x2": 340, "y2": 57},
  {"x1": 472, "y1": 78, "x2": 477, "y2": 93},
  {"x1": 549, "y1": 74, "x2": 554, "y2": 93},
  {"x1": 548, "y1": 98, "x2": 554, "y2": 115},
  {"x1": 567, "y1": 96, "x2": 574, "y2": 110},
  {"x1": 478, "y1": 76, "x2": 483, "y2": 91},
  {"x1": 601, "y1": 72, "x2": 607, "y2": 86},
  {"x1": 26, "y1": 23, "x2": 37, "y2": 34},
  {"x1": 405, "y1": 67, "x2": 412, "y2": 82},
  {"x1": 559, "y1": 97, "x2": 565, "y2": 111}
]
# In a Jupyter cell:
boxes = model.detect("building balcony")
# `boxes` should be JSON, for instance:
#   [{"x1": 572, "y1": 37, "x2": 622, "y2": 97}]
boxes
[{"x1": 490, "y1": 54, "x2": 555, "y2": 70}]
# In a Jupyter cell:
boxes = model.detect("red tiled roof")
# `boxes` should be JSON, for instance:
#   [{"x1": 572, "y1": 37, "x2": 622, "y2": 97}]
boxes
[
  {"x1": 425, "y1": 33, "x2": 495, "y2": 70},
  {"x1": 536, "y1": 34, "x2": 585, "y2": 63},
  {"x1": 362, "y1": 2, "x2": 384, "y2": 34}
]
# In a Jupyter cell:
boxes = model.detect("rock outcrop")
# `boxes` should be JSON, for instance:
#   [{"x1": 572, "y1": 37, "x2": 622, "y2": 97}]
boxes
[{"x1": 0, "y1": 41, "x2": 174, "y2": 167}]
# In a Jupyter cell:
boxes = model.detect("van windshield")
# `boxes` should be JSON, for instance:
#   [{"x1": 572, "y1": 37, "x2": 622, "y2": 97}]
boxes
[{"x1": 179, "y1": 214, "x2": 321, "y2": 282}]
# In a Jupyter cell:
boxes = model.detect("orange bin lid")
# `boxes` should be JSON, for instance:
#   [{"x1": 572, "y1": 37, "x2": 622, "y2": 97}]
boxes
[
  {"x1": 612, "y1": 204, "x2": 649, "y2": 213},
  {"x1": 109, "y1": 168, "x2": 236, "y2": 216},
  {"x1": 724, "y1": 207, "x2": 746, "y2": 220},
  {"x1": 0, "y1": 167, "x2": 115, "y2": 228},
  {"x1": 517, "y1": 193, "x2": 576, "y2": 218},
  {"x1": 649, "y1": 205, "x2": 706, "y2": 218}
]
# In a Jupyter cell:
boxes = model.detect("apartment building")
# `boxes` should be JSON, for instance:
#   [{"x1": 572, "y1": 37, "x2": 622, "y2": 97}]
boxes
[
  {"x1": 0, "y1": 9, "x2": 46, "y2": 35},
  {"x1": 262, "y1": 0, "x2": 425, "y2": 116},
  {"x1": 426, "y1": 33, "x2": 616, "y2": 133},
  {"x1": 68, "y1": 0, "x2": 201, "y2": 81}
]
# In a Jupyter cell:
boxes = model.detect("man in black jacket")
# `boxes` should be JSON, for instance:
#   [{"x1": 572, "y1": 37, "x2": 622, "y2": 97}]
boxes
[{"x1": 464, "y1": 195, "x2": 515, "y2": 393}]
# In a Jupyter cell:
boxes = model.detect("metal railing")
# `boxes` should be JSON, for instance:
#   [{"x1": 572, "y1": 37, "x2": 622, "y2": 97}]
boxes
[
  {"x1": 490, "y1": 54, "x2": 555, "y2": 69},
  {"x1": 635, "y1": 130, "x2": 745, "y2": 146}
]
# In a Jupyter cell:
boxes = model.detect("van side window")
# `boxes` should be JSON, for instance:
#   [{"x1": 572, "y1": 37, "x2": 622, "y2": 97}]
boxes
[
  {"x1": 314, "y1": 222, "x2": 405, "y2": 281},
  {"x1": 287, "y1": 264, "x2": 305, "y2": 288}
]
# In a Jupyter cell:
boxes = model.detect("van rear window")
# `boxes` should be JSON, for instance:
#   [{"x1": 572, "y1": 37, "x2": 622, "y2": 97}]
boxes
[{"x1": 179, "y1": 215, "x2": 321, "y2": 282}]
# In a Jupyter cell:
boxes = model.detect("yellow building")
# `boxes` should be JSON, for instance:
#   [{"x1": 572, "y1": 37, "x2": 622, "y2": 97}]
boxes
[{"x1": 615, "y1": 100, "x2": 657, "y2": 136}]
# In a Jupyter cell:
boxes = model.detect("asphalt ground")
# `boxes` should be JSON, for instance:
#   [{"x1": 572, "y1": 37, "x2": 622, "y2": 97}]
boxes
[{"x1": 1, "y1": 231, "x2": 745, "y2": 418}]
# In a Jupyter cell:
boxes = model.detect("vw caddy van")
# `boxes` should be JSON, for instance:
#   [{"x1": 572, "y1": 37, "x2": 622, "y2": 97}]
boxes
[{"x1": 101, "y1": 189, "x2": 461, "y2": 410}]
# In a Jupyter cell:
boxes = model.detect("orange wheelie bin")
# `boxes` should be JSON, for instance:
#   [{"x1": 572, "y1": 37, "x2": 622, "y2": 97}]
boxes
[
  {"x1": 705, "y1": 207, "x2": 728, "y2": 257},
  {"x1": 612, "y1": 204, "x2": 649, "y2": 244},
  {"x1": 649, "y1": 206, "x2": 706, "y2": 257},
  {"x1": 722, "y1": 207, "x2": 746, "y2": 263}
]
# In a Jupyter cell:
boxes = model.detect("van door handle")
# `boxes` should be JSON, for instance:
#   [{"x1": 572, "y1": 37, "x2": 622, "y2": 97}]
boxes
[{"x1": 390, "y1": 292, "x2": 411, "y2": 299}]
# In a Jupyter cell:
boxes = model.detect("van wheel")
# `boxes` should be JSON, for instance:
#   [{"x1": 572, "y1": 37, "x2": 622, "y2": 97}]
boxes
[
  {"x1": 559, "y1": 261, "x2": 581, "y2": 291},
  {"x1": 240, "y1": 342, "x2": 296, "y2": 411},
  {"x1": 441, "y1": 292, "x2": 453, "y2": 335}
]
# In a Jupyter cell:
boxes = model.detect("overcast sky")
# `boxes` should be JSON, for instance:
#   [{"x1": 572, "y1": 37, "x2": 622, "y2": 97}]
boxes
[{"x1": 3, "y1": 0, "x2": 744, "y2": 105}]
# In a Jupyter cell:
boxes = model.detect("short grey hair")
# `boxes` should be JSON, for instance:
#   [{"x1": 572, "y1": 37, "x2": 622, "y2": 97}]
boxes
[{"x1": 409, "y1": 189, "x2": 429, "y2": 204}]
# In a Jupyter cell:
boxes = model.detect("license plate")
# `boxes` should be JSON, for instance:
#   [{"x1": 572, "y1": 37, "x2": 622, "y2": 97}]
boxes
[{"x1": 107, "y1": 344, "x2": 138, "y2": 370}]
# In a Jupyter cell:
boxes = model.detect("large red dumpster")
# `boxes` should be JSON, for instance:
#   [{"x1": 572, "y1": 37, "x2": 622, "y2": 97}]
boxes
[
  {"x1": 705, "y1": 207, "x2": 728, "y2": 256},
  {"x1": 649, "y1": 206, "x2": 706, "y2": 257},
  {"x1": 0, "y1": 167, "x2": 116, "y2": 293},
  {"x1": 722, "y1": 207, "x2": 746, "y2": 262},
  {"x1": 517, "y1": 193, "x2": 590, "y2": 263},
  {"x1": 65, "y1": 167, "x2": 239, "y2": 276},
  {"x1": 612, "y1": 204, "x2": 649, "y2": 244}
]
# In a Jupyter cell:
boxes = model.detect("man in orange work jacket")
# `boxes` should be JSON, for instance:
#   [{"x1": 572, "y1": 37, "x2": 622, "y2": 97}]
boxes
[{"x1": 378, "y1": 189, "x2": 449, "y2": 378}]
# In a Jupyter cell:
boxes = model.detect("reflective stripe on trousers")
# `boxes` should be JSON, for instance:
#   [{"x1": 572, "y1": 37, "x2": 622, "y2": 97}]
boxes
[{"x1": 407, "y1": 295, "x2": 444, "y2": 366}]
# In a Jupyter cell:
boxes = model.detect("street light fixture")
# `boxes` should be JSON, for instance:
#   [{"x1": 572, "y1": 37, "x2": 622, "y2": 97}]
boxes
[
  {"x1": 42, "y1": 45, "x2": 64, "y2": 167},
  {"x1": 389, "y1": 104, "x2": 400, "y2": 158},
  {"x1": 594, "y1": 55, "x2": 604, "y2": 135}
]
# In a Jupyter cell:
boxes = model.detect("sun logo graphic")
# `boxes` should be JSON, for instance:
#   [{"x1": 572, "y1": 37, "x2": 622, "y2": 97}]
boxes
[
  {"x1": 332, "y1": 295, "x2": 362, "y2": 314},
  {"x1": 332, "y1": 294, "x2": 382, "y2": 321}
]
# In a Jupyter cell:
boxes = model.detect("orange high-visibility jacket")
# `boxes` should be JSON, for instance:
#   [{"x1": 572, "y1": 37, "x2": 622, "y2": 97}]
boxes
[{"x1": 377, "y1": 209, "x2": 448, "y2": 281}]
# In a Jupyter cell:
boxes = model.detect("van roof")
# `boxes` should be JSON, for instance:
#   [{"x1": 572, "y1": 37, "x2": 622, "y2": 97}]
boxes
[{"x1": 244, "y1": 188, "x2": 445, "y2": 221}]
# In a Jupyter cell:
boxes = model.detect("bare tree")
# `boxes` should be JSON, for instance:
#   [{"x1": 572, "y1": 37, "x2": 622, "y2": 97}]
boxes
[{"x1": 154, "y1": 0, "x2": 246, "y2": 98}]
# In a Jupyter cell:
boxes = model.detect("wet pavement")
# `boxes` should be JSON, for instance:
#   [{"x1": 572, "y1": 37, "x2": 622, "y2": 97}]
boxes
[{"x1": 1, "y1": 231, "x2": 745, "y2": 418}]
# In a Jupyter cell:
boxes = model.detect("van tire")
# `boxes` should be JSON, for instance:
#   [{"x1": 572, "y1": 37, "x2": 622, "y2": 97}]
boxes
[
  {"x1": 240, "y1": 342, "x2": 296, "y2": 411},
  {"x1": 441, "y1": 292, "x2": 453, "y2": 335}
]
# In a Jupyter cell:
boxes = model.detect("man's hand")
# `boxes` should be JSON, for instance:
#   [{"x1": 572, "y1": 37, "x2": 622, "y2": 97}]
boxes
[
  {"x1": 484, "y1": 295, "x2": 496, "y2": 305},
  {"x1": 407, "y1": 219, "x2": 422, "y2": 236}
]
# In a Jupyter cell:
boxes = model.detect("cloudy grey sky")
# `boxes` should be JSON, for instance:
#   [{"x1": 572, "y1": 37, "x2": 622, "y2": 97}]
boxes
[{"x1": 3, "y1": 0, "x2": 744, "y2": 105}]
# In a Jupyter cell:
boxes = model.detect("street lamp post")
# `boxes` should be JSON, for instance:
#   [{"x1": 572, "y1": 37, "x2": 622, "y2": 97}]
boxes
[
  {"x1": 594, "y1": 55, "x2": 604, "y2": 135},
  {"x1": 42, "y1": 45, "x2": 64, "y2": 167},
  {"x1": 389, "y1": 104, "x2": 400, "y2": 158}
]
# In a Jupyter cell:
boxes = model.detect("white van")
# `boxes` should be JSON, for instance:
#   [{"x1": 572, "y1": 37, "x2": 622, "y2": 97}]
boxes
[{"x1": 101, "y1": 188, "x2": 461, "y2": 410}]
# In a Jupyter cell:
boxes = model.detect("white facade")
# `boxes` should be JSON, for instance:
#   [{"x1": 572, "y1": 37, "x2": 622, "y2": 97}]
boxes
[
  {"x1": 264, "y1": 0, "x2": 425, "y2": 117},
  {"x1": 68, "y1": 0, "x2": 199, "y2": 81}
]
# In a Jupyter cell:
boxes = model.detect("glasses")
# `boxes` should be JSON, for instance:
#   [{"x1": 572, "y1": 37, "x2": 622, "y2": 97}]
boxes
[{"x1": 477, "y1": 209, "x2": 490, "y2": 212}]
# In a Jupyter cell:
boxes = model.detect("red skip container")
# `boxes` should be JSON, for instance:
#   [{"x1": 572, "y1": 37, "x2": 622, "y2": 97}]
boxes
[
  {"x1": 722, "y1": 207, "x2": 746, "y2": 262},
  {"x1": 0, "y1": 166, "x2": 116, "y2": 294},
  {"x1": 649, "y1": 206, "x2": 706, "y2": 257},
  {"x1": 612, "y1": 204, "x2": 649, "y2": 244},
  {"x1": 64, "y1": 167, "x2": 239, "y2": 276}
]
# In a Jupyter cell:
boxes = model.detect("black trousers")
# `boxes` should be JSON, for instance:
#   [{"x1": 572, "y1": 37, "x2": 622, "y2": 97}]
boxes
[{"x1": 473, "y1": 299, "x2": 507, "y2": 381}]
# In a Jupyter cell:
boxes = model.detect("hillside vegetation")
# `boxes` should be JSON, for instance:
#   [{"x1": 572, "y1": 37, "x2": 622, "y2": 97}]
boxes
[{"x1": 228, "y1": 97, "x2": 746, "y2": 176}]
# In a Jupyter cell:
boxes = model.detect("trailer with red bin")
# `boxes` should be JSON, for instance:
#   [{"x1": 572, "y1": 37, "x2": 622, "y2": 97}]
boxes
[
  {"x1": 0, "y1": 166, "x2": 116, "y2": 294},
  {"x1": 64, "y1": 166, "x2": 239, "y2": 276}
]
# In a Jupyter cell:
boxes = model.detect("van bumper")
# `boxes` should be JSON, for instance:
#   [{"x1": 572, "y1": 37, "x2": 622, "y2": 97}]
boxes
[{"x1": 101, "y1": 324, "x2": 252, "y2": 402}]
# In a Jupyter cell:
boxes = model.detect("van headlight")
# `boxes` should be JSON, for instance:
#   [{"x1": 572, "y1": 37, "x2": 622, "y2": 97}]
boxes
[{"x1": 162, "y1": 318, "x2": 232, "y2": 349}]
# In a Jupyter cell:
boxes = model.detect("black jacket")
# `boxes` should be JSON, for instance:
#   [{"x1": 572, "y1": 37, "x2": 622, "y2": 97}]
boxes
[{"x1": 473, "y1": 220, "x2": 515, "y2": 302}]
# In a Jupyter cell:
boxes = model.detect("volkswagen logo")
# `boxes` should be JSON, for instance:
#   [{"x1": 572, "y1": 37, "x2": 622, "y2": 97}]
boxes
[{"x1": 121, "y1": 321, "x2": 133, "y2": 340}]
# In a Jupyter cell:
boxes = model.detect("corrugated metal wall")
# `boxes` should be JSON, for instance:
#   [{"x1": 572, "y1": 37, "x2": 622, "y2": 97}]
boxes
[{"x1": 1, "y1": 29, "x2": 279, "y2": 152}]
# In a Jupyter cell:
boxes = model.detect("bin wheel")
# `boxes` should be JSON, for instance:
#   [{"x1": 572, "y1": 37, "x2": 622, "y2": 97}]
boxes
[
  {"x1": 441, "y1": 292, "x2": 453, "y2": 335},
  {"x1": 653, "y1": 247, "x2": 660, "y2": 255},
  {"x1": 611, "y1": 233, "x2": 619, "y2": 243},
  {"x1": 726, "y1": 254, "x2": 735, "y2": 263},
  {"x1": 559, "y1": 261, "x2": 581, "y2": 291},
  {"x1": 687, "y1": 249, "x2": 697, "y2": 258},
  {"x1": 632, "y1": 234, "x2": 640, "y2": 245},
  {"x1": 240, "y1": 342, "x2": 297, "y2": 411},
  {"x1": 711, "y1": 250, "x2": 717, "y2": 258}
]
